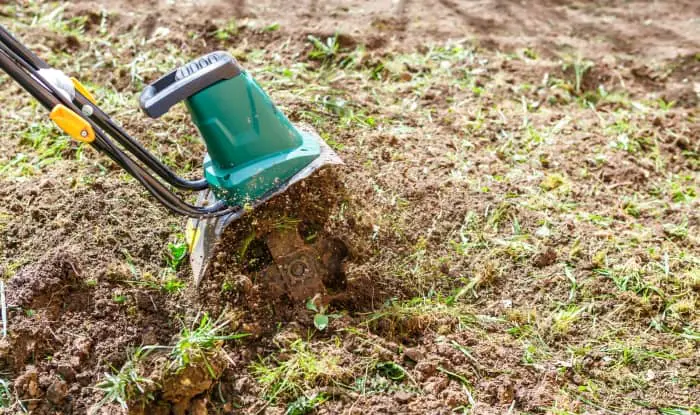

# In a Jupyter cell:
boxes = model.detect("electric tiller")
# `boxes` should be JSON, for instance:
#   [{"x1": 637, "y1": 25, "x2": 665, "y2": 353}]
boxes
[{"x1": 0, "y1": 26, "x2": 342, "y2": 286}]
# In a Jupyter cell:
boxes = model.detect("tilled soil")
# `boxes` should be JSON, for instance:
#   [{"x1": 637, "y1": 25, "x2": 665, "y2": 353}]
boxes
[
  {"x1": 1, "y1": 254, "x2": 178, "y2": 413},
  {"x1": 0, "y1": 0, "x2": 698, "y2": 414}
]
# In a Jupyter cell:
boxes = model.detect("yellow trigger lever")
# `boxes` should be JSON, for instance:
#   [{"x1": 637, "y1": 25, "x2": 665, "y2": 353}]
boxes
[{"x1": 49, "y1": 104, "x2": 95, "y2": 143}]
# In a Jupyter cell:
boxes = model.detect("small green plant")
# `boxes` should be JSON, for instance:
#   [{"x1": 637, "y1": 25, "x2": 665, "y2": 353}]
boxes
[
  {"x1": 285, "y1": 392, "x2": 329, "y2": 415},
  {"x1": 307, "y1": 34, "x2": 339, "y2": 63},
  {"x1": 213, "y1": 19, "x2": 238, "y2": 40},
  {"x1": 669, "y1": 181, "x2": 696, "y2": 203},
  {"x1": 113, "y1": 294, "x2": 127, "y2": 304},
  {"x1": 162, "y1": 277, "x2": 185, "y2": 294},
  {"x1": 540, "y1": 173, "x2": 566, "y2": 191},
  {"x1": 622, "y1": 199, "x2": 641, "y2": 217},
  {"x1": 522, "y1": 343, "x2": 538, "y2": 364},
  {"x1": 264, "y1": 22, "x2": 280, "y2": 32},
  {"x1": 523, "y1": 48, "x2": 538, "y2": 59},
  {"x1": 562, "y1": 56, "x2": 594, "y2": 95},
  {"x1": 663, "y1": 218, "x2": 688, "y2": 240},
  {"x1": 92, "y1": 347, "x2": 157, "y2": 413},
  {"x1": 221, "y1": 280, "x2": 235, "y2": 293},
  {"x1": 471, "y1": 84, "x2": 485, "y2": 96},
  {"x1": 169, "y1": 313, "x2": 248, "y2": 377},
  {"x1": 376, "y1": 361, "x2": 406, "y2": 381},
  {"x1": 551, "y1": 304, "x2": 585, "y2": 335},
  {"x1": 0, "y1": 378, "x2": 12, "y2": 408},
  {"x1": 306, "y1": 295, "x2": 342, "y2": 331},
  {"x1": 657, "y1": 98, "x2": 675, "y2": 111},
  {"x1": 166, "y1": 240, "x2": 187, "y2": 270}
]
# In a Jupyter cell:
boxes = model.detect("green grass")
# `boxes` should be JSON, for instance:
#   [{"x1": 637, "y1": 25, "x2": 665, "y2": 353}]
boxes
[
  {"x1": 602, "y1": 344, "x2": 677, "y2": 367},
  {"x1": 307, "y1": 34, "x2": 341, "y2": 64},
  {"x1": 0, "y1": 122, "x2": 77, "y2": 178},
  {"x1": 285, "y1": 392, "x2": 329, "y2": 415},
  {"x1": 663, "y1": 218, "x2": 689, "y2": 240},
  {"x1": 0, "y1": 378, "x2": 11, "y2": 409},
  {"x1": 251, "y1": 339, "x2": 350, "y2": 402},
  {"x1": 169, "y1": 313, "x2": 249, "y2": 377},
  {"x1": 550, "y1": 304, "x2": 586, "y2": 336},
  {"x1": 363, "y1": 295, "x2": 478, "y2": 338},
  {"x1": 92, "y1": 347, "x2": 158, "y2": 413}
]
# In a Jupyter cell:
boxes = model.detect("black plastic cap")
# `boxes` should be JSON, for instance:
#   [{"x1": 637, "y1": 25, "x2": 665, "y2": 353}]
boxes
[{"x1": 139, "y1": 51, "x2": 241, "y2": 118}]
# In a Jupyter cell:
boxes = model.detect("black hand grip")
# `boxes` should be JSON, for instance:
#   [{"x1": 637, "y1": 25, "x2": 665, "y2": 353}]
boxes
[{"x1": 139, "y1": 51, "x2": 241, "y2": 118}]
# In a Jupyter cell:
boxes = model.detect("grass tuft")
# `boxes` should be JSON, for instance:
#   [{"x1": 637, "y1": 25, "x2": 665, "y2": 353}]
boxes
[
  {"x1": 92, "y1": 347, "x2": 158, "y2": 413},
  {"x1": 169, "y1": 312, "x2": 249, "y2": 377},
  {"x1": 251, "y1": 339, "x2": 350, "y2": 403}
]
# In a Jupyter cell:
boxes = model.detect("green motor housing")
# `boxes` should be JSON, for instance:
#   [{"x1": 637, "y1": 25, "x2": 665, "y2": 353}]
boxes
[
  {"x1": 139, "y1": 51, "x2": 321, "y2": 207},
  {"x1": 187, "y1": 71, "x2": 320, "y2": 206}
]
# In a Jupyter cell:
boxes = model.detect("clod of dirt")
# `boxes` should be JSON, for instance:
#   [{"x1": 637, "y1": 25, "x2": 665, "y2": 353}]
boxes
[
  {"x1": 532, "y1": 247, "x2": 557, "y2": 268},
  {"x1": 231, "y1": 274, "x2": 253, "y2": 294},
  {"x1": 478, "y1": 376, "x2": 517, "y2": 405},
  {"x1": 188, "y1": 398, "x2": 209, "y2": 415},
  {"x1": 46, "y1": 379, "x2": 69, "y2": 404},
  {"x1": 14, "y1": 367, "x2": 40, "y2": 400},
  {"x1": 7, "y1": 253, "x2": 80, "y2": 313},
  {"x1": 394, "y1": 390, "x2": 414, "y2": 404},
  {"x1": 422, "y1": 376, "x2": 448, "y2": 394},
  {"x1": 403, "y1": 347, "x2": 425, "y2": 362},
  {"x1": 159, "y1": 358, "x2": 225, "y2": 412},
  {"x1": 56, "y1": 364, "x2": 77, "y2": 383}
]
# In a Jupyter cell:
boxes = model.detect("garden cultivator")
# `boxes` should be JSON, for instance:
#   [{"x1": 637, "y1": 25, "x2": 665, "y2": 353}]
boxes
[{"x1": 0, "y1": 26, "x2": 342, "y2": 288}]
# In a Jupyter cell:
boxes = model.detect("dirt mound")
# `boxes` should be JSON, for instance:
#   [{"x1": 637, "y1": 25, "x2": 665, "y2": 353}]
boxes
[
  {"x1": 6, "y1": 253, "x2": 81, "y2": 314},
  {"x1": 0, "y1": 168, "x2": 374, "y2": 413},
  {"x1": 196, "y1": 167, "x2": 378, "y2": 334},
  {"x1": 1, "y1": 254, "x2": 178, "y2": 413}
]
